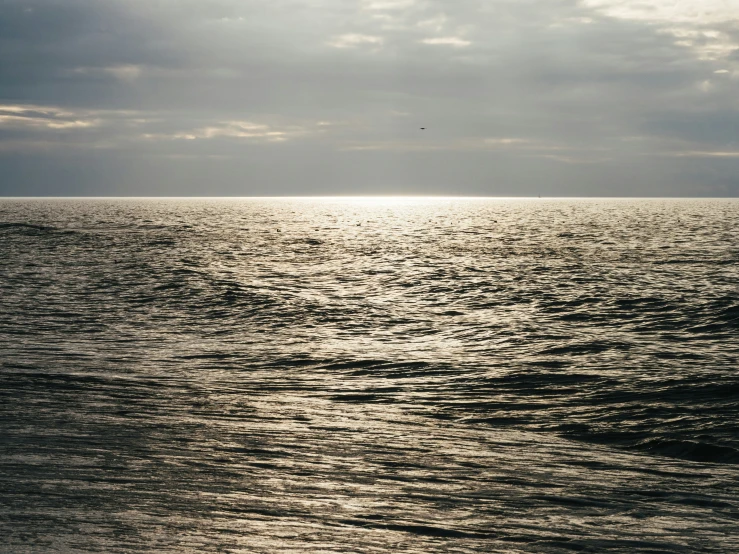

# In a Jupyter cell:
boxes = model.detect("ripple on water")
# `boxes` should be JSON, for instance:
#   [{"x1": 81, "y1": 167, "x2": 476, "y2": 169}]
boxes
[{"x1": 1, "y1": 198, "x2": 738, "y2": 553}]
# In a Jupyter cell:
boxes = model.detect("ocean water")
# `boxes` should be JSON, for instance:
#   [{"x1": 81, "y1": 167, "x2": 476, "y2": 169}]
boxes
[{"x1": 0, "y1": 197, "x2": 738, "y2": 553}]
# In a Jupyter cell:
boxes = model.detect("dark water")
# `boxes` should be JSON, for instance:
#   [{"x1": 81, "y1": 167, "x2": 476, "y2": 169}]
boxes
[{"x1": 1, "y1": 198, "x2": 738, "y2": 553}]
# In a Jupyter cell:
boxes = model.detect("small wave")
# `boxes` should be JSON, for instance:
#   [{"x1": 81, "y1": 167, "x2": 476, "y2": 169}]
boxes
[
  {"x1": 340, "y1": 519, "x2": 495, "y2": 539},
  {"x1": 301, "y1": 238, "x2": 324, "y2": 246},
  {"x1": 176, "y1": 352, "x2": 240, "y2": 361},
  {"x1": 147, "y1": 238, "x2": 177, "y2": 247},
  {"x1": 0, "y1": 222, "x2": 56, "y2": 233},
  {"x1": 631, "y1": 438, "x2": 739, "y2": 464},
  {"x1": 539, "y1": 340, "x2": 629, "y2": 356},
  {"x1": 687, "y1": 301, "x2": 739, "y2": 333},
  {"x1": 529, "y1": 494, "x2": 611, "y2": 508}
]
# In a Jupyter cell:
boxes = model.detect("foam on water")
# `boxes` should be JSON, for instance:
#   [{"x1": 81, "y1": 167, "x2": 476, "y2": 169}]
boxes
[{"x1": 1, "y1": 198, "x2": 738, "y2": 552}]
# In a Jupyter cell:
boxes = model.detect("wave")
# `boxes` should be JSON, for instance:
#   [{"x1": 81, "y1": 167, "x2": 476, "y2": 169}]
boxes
[
  {"x1": 630, "y1": 438, "x2": 739, "y2": 464},
  {"x1": 0, "y1": 222, "x2": 56, "y2": 233}
]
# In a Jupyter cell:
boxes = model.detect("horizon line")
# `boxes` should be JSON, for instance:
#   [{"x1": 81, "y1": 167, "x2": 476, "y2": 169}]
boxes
[{"x1": 1, "y1": 195, "x2": 738, "y2": 200}]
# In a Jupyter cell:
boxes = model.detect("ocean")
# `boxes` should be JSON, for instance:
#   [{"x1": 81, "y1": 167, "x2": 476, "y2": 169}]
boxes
[{"x1": 1, "y1": 197, "x2": 737, "y2": 553}]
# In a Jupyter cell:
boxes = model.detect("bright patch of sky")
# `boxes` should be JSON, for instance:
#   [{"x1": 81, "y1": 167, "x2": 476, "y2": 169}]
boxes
[{"x1": 584, "y1": 0, "x2": 739, "y2": 61}]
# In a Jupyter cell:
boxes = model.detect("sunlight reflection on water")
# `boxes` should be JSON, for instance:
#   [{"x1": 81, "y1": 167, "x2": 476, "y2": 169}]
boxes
[{"x1": 0, "y1": 198, "x2": 738, "y2": 552}]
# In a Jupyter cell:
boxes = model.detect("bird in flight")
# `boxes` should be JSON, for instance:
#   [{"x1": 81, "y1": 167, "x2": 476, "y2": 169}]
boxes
[{"x1": 420, "y1": 127, "x2": 426, "y2": 130}]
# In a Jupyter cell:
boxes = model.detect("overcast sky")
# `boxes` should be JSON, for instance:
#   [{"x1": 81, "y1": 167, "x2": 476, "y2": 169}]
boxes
[{"x1": 1, "y1": 0, "x2": 738, "y2": 196}]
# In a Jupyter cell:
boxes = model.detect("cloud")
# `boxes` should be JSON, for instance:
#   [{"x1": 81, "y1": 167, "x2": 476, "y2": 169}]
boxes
[
  {"x1": 142, "y1": 120, "x2": 310, "y2": 143},
  {"x1": 536, "y1": 153, "x2": 612, "y2": 164},
  {"x1": 583, "y1": 0, "x2": 739, "y2": 61},
  {"x1": 337, "y1": 137, "x2": 607, "y2": 158},
  {"x1": 0, "y1": 0, "x2": 738, "y2": 195},
  {"x1": 327, "y1": 33, "x2": 384, "y2": 48},
  {"x1": 658, "y1": 150, "x2": 739, "y2": 158},
  {"x1": 582, "y1": 0, "x2": 739, "y2": 25},
  {"x1": 0, "y1": 103, "x2": 322, "y2": 152},
  {"x1": 0, "y1": 104, "x2": 102, "y2": 130},
  {"x1": 484, "y1": 138, "x2": 529, "y2": 146},
  {"x1": 363, "y1": 0, "x2": 417, "y2": 11},
  {"x1": 72, "y1": 65, "x2": 144, "y2": 82},
  {"x1": 417, "y1": 15, "x2": 447, "y2": 32},
  {"x1": 420, "y1": 37, "x2": 470, "y2": 47}
]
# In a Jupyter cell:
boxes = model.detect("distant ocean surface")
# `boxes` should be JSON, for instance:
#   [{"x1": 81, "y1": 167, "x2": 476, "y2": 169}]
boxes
[{"x1": 1, "y1": 197, "x2": 738, "y2": 553}]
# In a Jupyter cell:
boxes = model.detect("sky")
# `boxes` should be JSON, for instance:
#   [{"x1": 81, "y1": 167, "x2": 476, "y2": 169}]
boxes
[{"x1": 1, "y1": 0, "x2": 738, "y2": 196}]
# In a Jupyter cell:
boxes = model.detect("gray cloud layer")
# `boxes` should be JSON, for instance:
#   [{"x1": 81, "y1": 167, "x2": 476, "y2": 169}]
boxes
[{"x1": 1, "y1": 0, "x2": 738, "y2": 195}]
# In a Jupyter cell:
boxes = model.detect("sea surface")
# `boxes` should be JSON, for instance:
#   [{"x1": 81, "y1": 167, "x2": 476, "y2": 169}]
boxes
[{"x1": 1, "y1": 197, "x2": 738, "y2": 553}]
